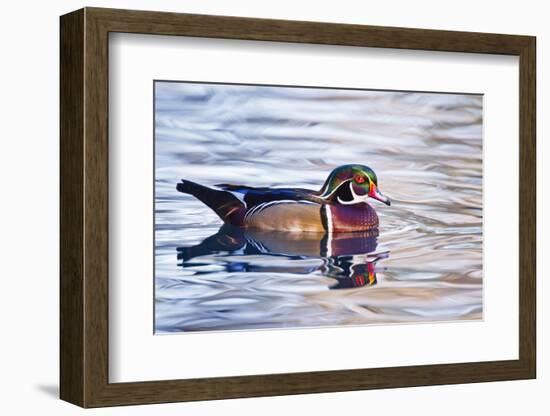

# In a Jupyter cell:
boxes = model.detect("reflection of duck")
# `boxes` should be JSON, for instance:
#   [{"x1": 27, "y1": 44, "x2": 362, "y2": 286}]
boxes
[
  {"x1": 176, "y1": 225, "x2": 388, "y2": 290},
  {"x1": 177, "y1": 164, "x2": 390, "y2": 232}
]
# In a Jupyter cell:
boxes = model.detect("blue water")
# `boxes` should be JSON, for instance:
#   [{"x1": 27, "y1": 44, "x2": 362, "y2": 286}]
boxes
[{"x1": 154, "y1": 81, "x2": 483, "y2": 333}]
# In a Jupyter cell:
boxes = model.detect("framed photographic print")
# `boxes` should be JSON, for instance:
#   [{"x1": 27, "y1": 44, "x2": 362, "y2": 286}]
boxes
[{"x1": 60, "y1": 7, "x2": 536, "y2": 408}]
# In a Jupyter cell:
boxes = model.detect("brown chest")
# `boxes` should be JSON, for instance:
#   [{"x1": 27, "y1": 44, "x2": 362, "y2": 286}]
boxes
[{"x1": 324, "y1": 203, "x2": 379, "y2": 232}]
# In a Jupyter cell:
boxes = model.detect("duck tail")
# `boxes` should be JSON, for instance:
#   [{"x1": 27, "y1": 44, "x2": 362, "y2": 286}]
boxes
[{"x1": 176, "y1": 180, "x2": 245, "y2": 226}]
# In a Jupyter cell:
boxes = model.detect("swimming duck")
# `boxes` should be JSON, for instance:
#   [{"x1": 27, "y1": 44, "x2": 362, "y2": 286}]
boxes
[{"x1": 176, "y1": 164, "x2": 390, "y2": 233}]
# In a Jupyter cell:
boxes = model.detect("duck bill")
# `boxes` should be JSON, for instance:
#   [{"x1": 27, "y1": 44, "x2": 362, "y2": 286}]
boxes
[{"x1": 368, "y1": 184, "x2": 391, "y2": 206}]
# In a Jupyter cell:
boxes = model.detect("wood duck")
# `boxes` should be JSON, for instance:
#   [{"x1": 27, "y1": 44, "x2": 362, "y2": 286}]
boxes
[{"x1": 176, "y1": 164, "x2": 390, "y2": 233}]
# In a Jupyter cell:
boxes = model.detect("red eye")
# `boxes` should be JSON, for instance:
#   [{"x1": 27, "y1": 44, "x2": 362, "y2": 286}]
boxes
[{"x1": 354, "y1": 174, "x2": 365, "y2": 184}]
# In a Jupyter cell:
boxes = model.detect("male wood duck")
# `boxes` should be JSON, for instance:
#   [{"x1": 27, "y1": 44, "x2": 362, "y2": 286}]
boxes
[{"x1": 176, "y1": 164, "x2": 390, "y2": 233}]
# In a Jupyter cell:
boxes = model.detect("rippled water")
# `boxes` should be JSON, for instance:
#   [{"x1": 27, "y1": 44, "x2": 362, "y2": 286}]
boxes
[{"x1": 154, "y1": 81, "x2": 483, "y2": 333}]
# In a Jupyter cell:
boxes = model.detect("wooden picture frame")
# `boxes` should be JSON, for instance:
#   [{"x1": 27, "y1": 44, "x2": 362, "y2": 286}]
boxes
[{"x1": 60, "y1": 7, "x2": 536, "y2": 408}]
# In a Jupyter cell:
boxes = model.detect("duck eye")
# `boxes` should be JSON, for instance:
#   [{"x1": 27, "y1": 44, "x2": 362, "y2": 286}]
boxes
[{"x1": 354, "y1": 174, "x2": 366, "y2": 184}]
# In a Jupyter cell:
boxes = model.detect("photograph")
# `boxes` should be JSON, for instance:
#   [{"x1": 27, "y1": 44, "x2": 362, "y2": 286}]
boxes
[
  {"x1": 52, "y1": 4, "x2": 538, "y2": 410},
  {"x1": 154, "y1": 81, "x2": 483, "y2": 333},
  {"x1": 44, "y1": 2, "x2": 540, "y2": 409}
]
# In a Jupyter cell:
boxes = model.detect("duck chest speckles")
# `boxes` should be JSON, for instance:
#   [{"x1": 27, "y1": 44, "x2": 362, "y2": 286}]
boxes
[{"x1": 322, "y1": 203, "x2": 379, "y2": 232}]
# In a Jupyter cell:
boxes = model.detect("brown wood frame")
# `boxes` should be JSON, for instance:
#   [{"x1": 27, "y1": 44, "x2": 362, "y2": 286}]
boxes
[{"x1": 60, "y1": 7, "x2": 536, "y2": 408}]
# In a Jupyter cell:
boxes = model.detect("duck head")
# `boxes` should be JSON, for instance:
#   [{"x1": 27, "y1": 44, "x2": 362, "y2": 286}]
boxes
[{"x1": 318, "y1": 164, "x2": 391, "y2": 206}]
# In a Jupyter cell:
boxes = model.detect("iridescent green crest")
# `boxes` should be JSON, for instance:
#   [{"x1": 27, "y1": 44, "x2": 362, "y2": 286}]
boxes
[{"x1": 318, "y1": 164, "x2": 378, "y2": 198}]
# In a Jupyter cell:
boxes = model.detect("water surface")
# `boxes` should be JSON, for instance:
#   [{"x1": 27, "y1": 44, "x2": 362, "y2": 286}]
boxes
[{"x1": 154, "y1": 81, "x2": 483, "y2": 333}]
